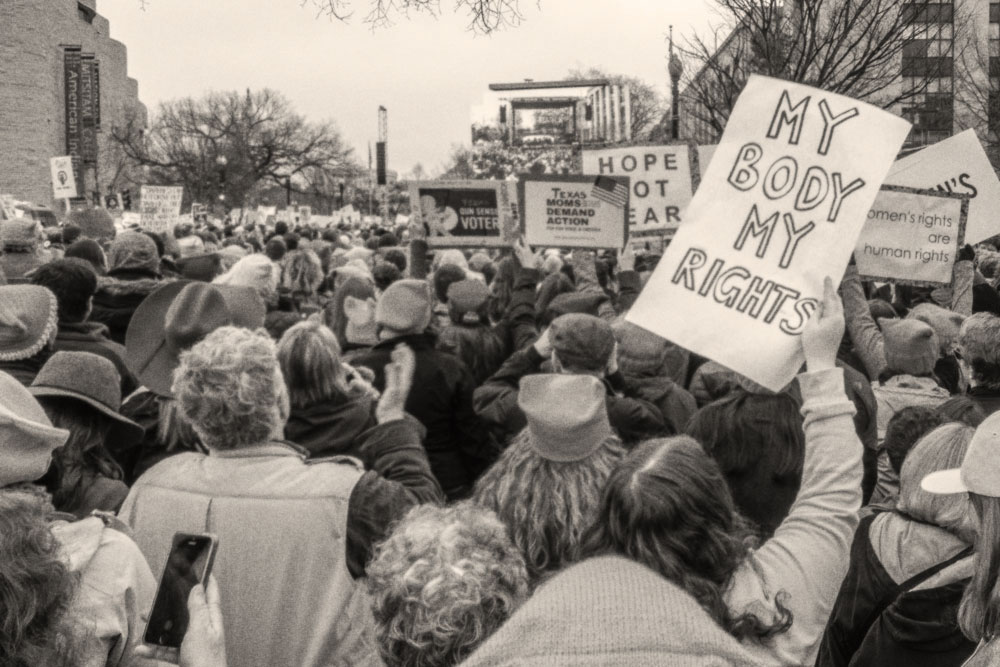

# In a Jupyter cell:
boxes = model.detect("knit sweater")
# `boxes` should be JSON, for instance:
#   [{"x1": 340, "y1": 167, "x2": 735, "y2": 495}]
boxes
[
  {"x1": 725, "y1": 367, "x2": 863, "y2": 666},
  {"x1": 460, "y1": 556, "x2": 762, "y2": 666}
]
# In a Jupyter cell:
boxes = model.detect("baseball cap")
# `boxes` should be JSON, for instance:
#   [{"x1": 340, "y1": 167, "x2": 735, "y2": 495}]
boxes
[{"x1": 923, "y1": 411, "x2": 1000, "y2": 496}]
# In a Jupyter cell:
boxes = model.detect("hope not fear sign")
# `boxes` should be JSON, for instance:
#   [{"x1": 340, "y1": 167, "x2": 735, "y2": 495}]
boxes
[{"x1": 627, "y1": 75, "x2": 911, "y2": 392}]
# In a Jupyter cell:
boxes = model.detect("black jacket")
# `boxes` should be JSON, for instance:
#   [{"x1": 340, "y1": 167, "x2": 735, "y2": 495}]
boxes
[
  {"x1": 350, "y1": 332, "x2": 498, "y2": 500},
  {"x1": 90, "y1": 269, "x2": 164, "y2": 345},
  {"x1": 473, "y1": 344, "x2": 666, "y2": 445},
  {"x1": 284, "y1": 393, "x2": 376, "y2": 460},
  {"x1": 54, "y1": 320, "x2": 138, "y2": 396}
]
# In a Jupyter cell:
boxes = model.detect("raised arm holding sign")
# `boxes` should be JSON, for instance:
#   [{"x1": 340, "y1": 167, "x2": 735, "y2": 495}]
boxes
[{"x1": 626, "y1": 75, "x2": 911, "y2": 391}]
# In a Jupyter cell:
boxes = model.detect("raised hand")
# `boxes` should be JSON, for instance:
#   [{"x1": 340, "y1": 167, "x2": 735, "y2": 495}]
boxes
[
  {"x1": 512, "y1": 236, "x2": 543, "y2": 270},
  {"x1": 801, "y1": 277, "x2": 845, "y2": 372},
  {"x1": 376, "y1": 343, "x2": 416, "y2": 424}
]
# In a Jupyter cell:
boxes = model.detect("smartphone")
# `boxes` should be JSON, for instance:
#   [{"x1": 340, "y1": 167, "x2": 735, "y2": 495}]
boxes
[{"x1": 144, "y1": 533, "x2": 218, "y2": 649}]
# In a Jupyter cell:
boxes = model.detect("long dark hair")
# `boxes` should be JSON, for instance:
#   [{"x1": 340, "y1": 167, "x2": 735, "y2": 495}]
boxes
[
  {"x1": 486, "y1": 257, "x2": 517, "y2": 324},
  {"x1": 37, "y1": 397, "x2": 124, "y2": 515},
  {"x1": 960, "y1": 493, "x2": 1000, "y2": 641},
  {"x1": 581, "y1": 436, "x2": 793, "y2": 643}
]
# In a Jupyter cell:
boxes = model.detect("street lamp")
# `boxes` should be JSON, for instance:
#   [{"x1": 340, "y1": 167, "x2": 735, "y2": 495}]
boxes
[
  {"x1": 215, "y1": 155, "x2": 228, "y2": 211},
  {"x1": 668, "y1": 26, "x2": 684, "y2": 141}
]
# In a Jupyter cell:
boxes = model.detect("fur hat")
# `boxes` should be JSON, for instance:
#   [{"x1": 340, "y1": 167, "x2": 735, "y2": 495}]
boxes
[
  {"x1": 906, "y1": 303, "x2": 965, "y2": 354},
  {"x1": 518, "y1": 374, "x2": 613, "y2": 462},
  {"x1": 375, "y1": 279, "x2": 432, "y2": 334},
  {"x1": 447, "y1": 279, "x2": 490, "y2": 324},
  {"x1": 550, "y1": 313, "x2": 615, "y2": 372},
  {"x1": 108, "y1": 231, "x2": 160, "y2": 274},
  {"x1": 0, "y1": 219, "x2": 39, "y2": 251},
  {"x1": 0, "y1": 370, "x2": 68, "y2": 487},
  {"x1": 880, "y1": 318, "x2": 939, "y2": 376},
  {"x1": 0, "y1": 285, "x2": 58, "y2": 362}
]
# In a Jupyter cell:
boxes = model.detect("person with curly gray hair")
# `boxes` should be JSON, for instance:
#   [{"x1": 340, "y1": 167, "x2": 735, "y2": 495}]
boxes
[
  {"x1": 119, "y1": 326, "x2": 443, "y2": 667},
  {"x1": 367, "y1": 502, "x2": 529, "y2": 667},
  {"x1": 472, "y1": 373, "x2": 625, "y2": 583}
]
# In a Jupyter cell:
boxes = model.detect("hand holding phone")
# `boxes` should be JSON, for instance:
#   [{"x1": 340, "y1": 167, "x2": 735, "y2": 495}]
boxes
[
  {"x1": 144, "y1": 533, "x2": 218, "y2": 651},
  {"x1": 136, "y1": 574, "x2": 227, "y2": 667}
]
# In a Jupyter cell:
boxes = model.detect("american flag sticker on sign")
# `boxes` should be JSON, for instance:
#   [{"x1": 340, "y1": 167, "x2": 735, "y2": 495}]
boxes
[{"x1": 592, "y1": 176, "x2": 628, "y2": 208}]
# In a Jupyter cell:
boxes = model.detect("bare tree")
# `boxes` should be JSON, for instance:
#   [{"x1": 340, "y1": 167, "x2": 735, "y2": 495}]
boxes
[
  {"x1": 679, "y1": 0, "x2": 970, "y2": 141},
  {"x1": 305, "y1": 0, "x2": 525, "y2": 33},
  {"x1": 111, "y1": 89, "x2": 356, "y2": 208},
  {"x1": 566, "y1": 67, "x2": 666, "y2": 142},
  {"x1": 955, "y1": 19, "x2": 999, "y2": 166}
]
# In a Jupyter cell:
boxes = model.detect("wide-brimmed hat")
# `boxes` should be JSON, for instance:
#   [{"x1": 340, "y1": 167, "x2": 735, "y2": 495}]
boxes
[
  {"x1": 0, "y1": 370, "x2": 68, "y2": 488},
  {"x1": 518, "y1": 374, "x2": 613, "y2": 462},
  {"x1": 924, "y1": 410, "x2": 1000, "y2": 497},
  {"x1": 30, "y1": 351, "x2": 144, "y2": 444},
  {"x1": 0, "y1": 285, "x2": 58, "y2": 362},
  {"x1": 125, "y1": 280, "x2": 266, "y2": 397}
]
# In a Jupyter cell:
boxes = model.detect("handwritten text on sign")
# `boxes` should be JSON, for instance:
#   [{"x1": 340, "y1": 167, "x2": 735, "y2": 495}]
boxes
[
  {"x1": 139, "y1": 186, "x2": 183, "y2": 234},
  {"x1": 582, "y1": 146, "x2": 694, "y2": 235},
  {"x1": 855, "y1": 185, "x2": 968, "y2": 286},
  {"x1": 627, "y1": 75, "x2": 911, "y2": 391}
]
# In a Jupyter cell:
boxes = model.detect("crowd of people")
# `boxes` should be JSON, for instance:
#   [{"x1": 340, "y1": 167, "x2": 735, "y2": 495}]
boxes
[{"x1": 5, "y1": 212, "x2": 1000, "y2": 666}]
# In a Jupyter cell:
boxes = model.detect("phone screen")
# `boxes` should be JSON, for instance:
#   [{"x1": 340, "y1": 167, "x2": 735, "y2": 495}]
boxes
[{"x1": 144, "y1": 533, "x2": 216, "y2": 648}]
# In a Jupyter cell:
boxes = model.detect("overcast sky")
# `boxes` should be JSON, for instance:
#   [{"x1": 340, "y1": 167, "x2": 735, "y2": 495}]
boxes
[{"x1": 100, "y1": 0, "x2": 717, "y2": 175}]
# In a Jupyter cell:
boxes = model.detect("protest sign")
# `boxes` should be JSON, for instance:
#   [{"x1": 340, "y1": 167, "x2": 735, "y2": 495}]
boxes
[
  {"x1": 582, "y1": 146, "x2": 695, "y2": 236},
  {"x1": 298, "y1": 205, "x2": 311, "y2": 223},
  {"x1": 410, "y1": 181, "x2": 514, "y2": 248},
  {"x1": 626, "y1": 75, "x2": 911, "y2": 391},
  {"x1": 855, "y1": 185, "x2": 968, "y2": 286},
  {"x1": 120, "y1": 211, "x2": 141, "y2": 227},
  {"x1": 884, "y1": 129, "x2": 1000, "y2": 245},
  {"x1": 519, "y1": 174, "x2": 629, "y2": 249},
  {"x1": 139, "y1": 185, "x2": 183, "y2": 234},
  {"x1": 696, "y1": 145, "x2": 717, "y2": 183},
  {"x1": 50, "y1": 156, "x2": 78, "y2": 199}
]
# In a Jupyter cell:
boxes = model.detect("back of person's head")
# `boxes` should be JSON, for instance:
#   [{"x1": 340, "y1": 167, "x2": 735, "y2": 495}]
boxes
[
  {"x1": 686, "y1": 392, "x2": 804, "y2": 537},
  {"x1": 282, "y1": 249, "x2": 323, "y2": 296},
  {"x1": 373, "y1": 262, "x2": 402, "y2": 292},
  {"x1": 433, "y1": 264, "x2": 466, "y2": 303},
  {"x1": 30, "y1": 259, "x2": 98, "y2": 324},
  {"x1": 367, "y1": 502, "x2": 529, "y2": 667},
  {"x1": 0, "y1": 489, "x2": 80, "y2": 667},
  {"x1": 273, "y1": 221, "x2": 289, "y2": 237},
  {"x1": 549, "y1": 313, "x2": 615, "y2": 374},
  {"x1": 63, "y1": 239, "x2": 107, "y2": 275},
  {"x1": 324, "y1": 277, "x2": 376, "y2": 350},
  {"x1": 382, "y1": 248, "x2": 407, "y2": 274},
  {"x1": 880, "y1": 318, "x2": 939, "y2": 377},
  {"x1": 937, "y1": 396, "x2": 987, "y2": 427},
  {"x1": 172, "y1": 326, "x2": 285, "y2": 451},
  {"x1": 959, "y1": 312, "x2": 1000, "y2": 390},
  {"x1": 283, "y1": 232, "x2": 299, "y2": 251},
  {"x1": 897, "y1": 423, "x2": 976, "y2": 543},
  {"x1": 487, "y1": 256, "x2": 518, "y2": 324},
  {"x1": 377, "y1": 232, "x2": 398, "y2": 248},
  {"x1": 473, "y1": 375, "x2": 624, "y2": 581},
  {"x1": 884, "y1": 406, "x2": 947, "y2": 475},
  {"x1": 375, "y1": 280, "x2": 433, "y2": 339},
  {"x1": 265, "y1": 237, "x2": 287, "y2": 262},
  {"x1": 276, "y1": 321, "x2": 346, "y2": 410},
  {"x1": 581, "y1": 436, "x2": 791, "y2": 642}
]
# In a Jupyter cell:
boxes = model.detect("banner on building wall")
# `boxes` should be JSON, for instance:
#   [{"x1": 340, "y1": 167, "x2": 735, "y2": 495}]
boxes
[
  {"x1": 79, "y1": 54, "x2": 97, "y2": 164},
  {"x1": 139, "y1": 185, "x2": 184, "y2": 234},
  {"x1": 91, "y1": 59, "x2": 101, "y2": 131},
  {"x1": 626, "y1": 75, "x2": 911, "y2": 392},
  {"x1": 855, "y1": 185, "x2": 969, "y2": 286},
  {"x1": 50, "y1": 156, "x2": 78, "y2": 200},
  {"x1": 519, "y1": 174, "x2": 630, "y2": 249},
  {"x1": 63, "y1": 48, "x2": 84, "y2": 188},
  {"x1": 883, "y1": 130, "x2": 1000, "y2": 245},
  {"x1": 410, "y1": 180, "x2": 514, "y2": 248},
  {"x1": 582, "y1": 145, "x2": 696, "y2": 236}
]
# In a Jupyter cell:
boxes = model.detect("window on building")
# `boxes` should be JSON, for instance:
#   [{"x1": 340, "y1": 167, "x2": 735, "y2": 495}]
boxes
[
  {"x1": 903, "y1": 1, "x2": 955, "y2": 24},
  {"x1": 991, "y1": 3, "x2": 1000, "y2": 23},
  {"x1": 901, "y1": 36, "x2": 954, "y2": 78},
  {"x1": 990, "y1": 89, "x2": 1000, "y2": 137}
]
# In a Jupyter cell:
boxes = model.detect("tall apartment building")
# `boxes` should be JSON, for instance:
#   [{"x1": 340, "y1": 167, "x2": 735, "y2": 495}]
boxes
[
  {"x1": 679, "y1": 0, "x2": 997, "y2": 158},
  {"x1": 0, "y1": 0, "x2": 146, "y2": 209}
]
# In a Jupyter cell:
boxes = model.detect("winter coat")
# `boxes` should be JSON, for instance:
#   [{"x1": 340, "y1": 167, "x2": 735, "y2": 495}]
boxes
[
  {"x1": 284, "y1": 392, "x2": 377, "y2": 459},
  {"x1": 0, "y1": 250, "x2": 45, "y2": 282},
  {"x1": 967, "y1": 386, "x2": 1000, "y2": 416},
  {"x1": 873, "y1": 375, "x2": 950, "y2": 442},
  {"x1": 437, "y1": 321, "x2": 510, "y2": 387},
  {"x1": 350, "y1": 332, "x2": 497, "y2": 500},
  {"x1": 51, "y1": 511, "x2": 157, "y2": 667},
  {"x1": 54, "y1": 320, "x2": 138, "y2": 396},
  {"x1": 0, "y1": 353, "x2": 47, "y2": 385},
  {"x1": 817, "y1": 511, "x2": 975, "y2": 667},
  {"x1": 473, "y1": 344, "x2": 666, "y2": 445},
  {"x1": 461, "y1": 556, "x2": 761, "y2": 667},
  {"x1": 120, "y1": 422, "x2": 442, "y2": 667},
  {"x1": 724, "y1": 367, "x2": 862, "y2": 666},
  {"x1": 91, "y1": 269, "x2": 164, "y2": 345}
]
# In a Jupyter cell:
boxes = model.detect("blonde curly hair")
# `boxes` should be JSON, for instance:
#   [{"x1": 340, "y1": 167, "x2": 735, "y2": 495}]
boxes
[
  {"x1": 171, "y1": 326, "x2": 283, "y2": 450},
  {"x1": 472, "y1": 429, "x2": 625, "y2": 582},
  {"x1": 367, "y1": 502, "x2": 529, "y2": 667}
]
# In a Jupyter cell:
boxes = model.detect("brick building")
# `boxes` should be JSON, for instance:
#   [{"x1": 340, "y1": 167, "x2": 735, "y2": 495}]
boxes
[{"x1": 0, "y1": 0, "x2": 145, "y2": 210}]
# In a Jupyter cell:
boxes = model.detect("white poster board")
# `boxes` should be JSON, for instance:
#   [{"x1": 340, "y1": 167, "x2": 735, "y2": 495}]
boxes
[
  {"x1": 696, "y1": 145, "x2": 717, "y2": 182},
  {"x1": 50, "y1": 156, "x2": 78, "y2": 199},
  {"x1": 884, "y1": 129, "x2": 1000, "y2": 245},
  {"x1": 626, "y1": 75, "x2": 911, "y2": 391},
  {"x1": 855, "y1": 185, "x2": 969, "y2": 286},
  {"x1": 519, "y1": 175, "x2": 629, "y2": 249},
  {"x1": 409, "y1": 180, "x2": 513, "y2": 248},
  {"x1": 139, "y1": 185, "x2": 183, "y2": 234},
  {"x1": 582, "y1": 146, "x2": 695, "y2": 235}
]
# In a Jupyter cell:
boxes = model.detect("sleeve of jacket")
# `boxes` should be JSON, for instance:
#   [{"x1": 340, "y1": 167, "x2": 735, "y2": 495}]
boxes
[
  {"x1": 505, "y1": 266, "x2": 541, "y2": 351},
  {"x1": 616, "y1": 270, "x2": 642, "y2": 314},
  {"x1": 409, "y1": 239, "x2": 429, "y2": 280},
  {"x1": 842, "y1": 264, "x2": 888, "y2": 381},
  {"x1": 572, "y1": 249, "x2": 616, "y2": 321},
  {"x1": 345, "y1": 417, "x2": 444, "y2": 579},
  {"x1": 950, "y1": 259, "x2": 974, "y2": 316},
  {"x1": 453, "y1": 365, "x2": 502, "y2": 479},
  {"x1": 473, "y1": 345, "x2": 545, "y2": 431}
]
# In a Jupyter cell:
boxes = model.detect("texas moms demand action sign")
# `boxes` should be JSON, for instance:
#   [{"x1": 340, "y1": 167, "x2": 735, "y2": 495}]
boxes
[
  {"x1": 520, "y1": 174, "x2": 630, "y2": 249},
  {"x1": 628, "y1": 75, "x2": 911, "y2": 391}
]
